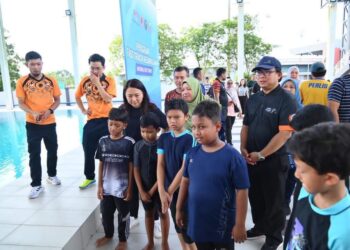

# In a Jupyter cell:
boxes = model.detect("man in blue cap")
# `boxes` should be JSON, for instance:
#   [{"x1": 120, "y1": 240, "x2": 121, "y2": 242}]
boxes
[{"x1": 240, "y1": 56, "x2": 297, "y2": 250}]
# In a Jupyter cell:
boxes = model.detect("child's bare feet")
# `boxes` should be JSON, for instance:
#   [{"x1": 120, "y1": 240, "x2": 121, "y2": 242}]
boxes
[
  {"x1": 161, "y1": 242, "x2": 170, "y2": 250},
  {"x1": 115, "y1": 241, "x2": 127, "y2": 250},
  {"x1": 142, "y1": 242, "x2": 155, "y2": 250},
  {"x1": 96, "y1": 236, "x2": 112, "y2": 247}
]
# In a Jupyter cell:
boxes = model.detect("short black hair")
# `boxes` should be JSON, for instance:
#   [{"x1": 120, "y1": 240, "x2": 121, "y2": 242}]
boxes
[
  {"x1": 216, "y1": 67, "x2": 226, "y2": 78},
  {"x1": 174, "y1": 66, "x2": 189, "y2": 77},
  {"x1": 288, "y1": 122, "x2": 350, "y2": 179},
  {"x1": 88, "y1": 53, "x2": 105, "y2": 67},
  {"x1": 192, "y1": 100, "x2": 221, "y2": 123},
  {"x1": 165, "y1": 98, "x2": 189, "y2": 115},
  {"x1": 108, "y1": 107, "x2": 128, "y2": 123},
  {"x1": 140, "y1": 112, "x2": 160, "y2": 129},
  {"x1": 25, "y1": 51, "x2": 42, "y2": 62},
  {"x1": 312, "y1": 71, "x2": 327, "y2": 78},
  {"x1": 193, "y1": 67, "x2": 202, "y2": 79},
  {"x1": 290, "y1": 104, "x2": 334, "y2": 131}
]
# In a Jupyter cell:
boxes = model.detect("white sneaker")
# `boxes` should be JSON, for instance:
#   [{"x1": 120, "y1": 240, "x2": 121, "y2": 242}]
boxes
[
  {"x1": 130, "y1": 217, "x2": 140, "y2": 229},
  {"x1": 28, "y1": 186, "x2": 44, "y2": 199},
  {"x1": 154, "y1": 220, "x2": 162, "y2": 239},
  {"x1": 47, "y1": 176, "x2": 61, "y2": 185}
]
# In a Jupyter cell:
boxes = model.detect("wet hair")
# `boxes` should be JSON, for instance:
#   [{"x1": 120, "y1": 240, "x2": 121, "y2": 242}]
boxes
[
  {"x1": 192, "y1": 100, "x2": 221, "y2": 123},
  {"x1": 165, "y1": 98, "x2": 189, "y2": 115},
  {"x1": 288, "y1": 122, "x2": 350, "y2": 179},
  {"x1": 140, "y1": 112, "x2": 160, "y2": 129},
  {"x1": 289, "y1": 104, "x2": 334, "y2": 131},
  {"x1": 174, "y1": 66, "x2": 189, "y2": 77},
  {"x1": 216, "y1": 68, "x2": 226, "y2": 78},
  {"x1": 122, "y1": 79, "x2": 156, "y2": 114},
  {"x1": 108, "y1": 107, "x2": 129, "y2": 123},
  {"x1": 88, "y1": 54, "x2": 105, "y2": 67},
  {"x1": 25, "y1": 51, "x2": 42, "y2": 62},
  {"x1": 193, "y1": 67, "x2": 202, "y2": 79}
]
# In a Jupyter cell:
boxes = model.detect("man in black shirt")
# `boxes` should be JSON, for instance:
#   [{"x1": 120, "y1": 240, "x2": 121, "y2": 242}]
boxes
[{"x1": 240, "y1": 56, "x2": 297, "y2": 250}]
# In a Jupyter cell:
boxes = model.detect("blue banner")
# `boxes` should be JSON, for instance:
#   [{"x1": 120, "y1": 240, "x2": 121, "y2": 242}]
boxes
[{"x1": 119, "y1": 0, "x2": 161, "y2": 108}]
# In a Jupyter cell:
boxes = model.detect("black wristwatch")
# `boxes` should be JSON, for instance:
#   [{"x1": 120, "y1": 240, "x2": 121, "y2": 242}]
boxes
[{"x1": 49, "y1": 108, "x2": 54, "y2": 114}]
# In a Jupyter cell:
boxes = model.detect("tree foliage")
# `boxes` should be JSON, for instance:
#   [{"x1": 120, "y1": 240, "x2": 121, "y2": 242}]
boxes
[
  {"x1": 108, "y1": 15, "x2": 272, "y2": 79},
  {"x1": 182, "y1": 22, "x2": 221, "y2": 70},
  {"x1": 0, "y1": 34, "x2": 22, "y2": 91},
  {"x1": 183, "y1": 15, "x2": 272, "y2": 74},
  {"x1": 158, "y1": 24, "x2": 185, "y2": 78},
  {"x1": 109, "y1": 35, "x2": 125, "y2": 76},
  {"x1": 47, "y1": 70, "x2": 74, "y2": 88}
]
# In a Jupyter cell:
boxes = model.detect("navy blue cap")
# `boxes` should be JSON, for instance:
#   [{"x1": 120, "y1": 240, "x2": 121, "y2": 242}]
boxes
[
  {"x1": 310, "y1": 62, "x2": 326, "y2": 74},
  {"x1": 252, "y1": 56, "x2": 282, "y2": 72}
]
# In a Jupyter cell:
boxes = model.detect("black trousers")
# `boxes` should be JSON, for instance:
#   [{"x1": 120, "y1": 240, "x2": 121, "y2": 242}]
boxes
[
  {"x1": 248, "y1": 154, "x2": 289, "y2": 245},
  {"x1": 225, "y1": 116, "x2": 236, "y2": 145},
  {"x1": 82, "y1": 118, "x2": 109, "y2": 180},
  {"x1": 196, "y1": 240, "x2": 235, "y2": 250},
  {"x1": 129, "y1": 179, "x2": 139, "y2": 218},
  {"x1": 26, "y1": 122, "x2": 58, "y2": 187},
  {"x1": 238, "y1": 96, "x2": 247, "y2": 114},
  {"x1": 100, "y1": 195, "x2": 130, "y2": 241}
]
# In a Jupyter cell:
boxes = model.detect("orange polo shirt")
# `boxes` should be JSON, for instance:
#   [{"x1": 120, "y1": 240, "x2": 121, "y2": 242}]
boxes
[
  {"x1": 16, "y1": 74, "x2": 61, "y2": 125},
  {"x1": 75, "y1": 74, "x2": 116, "y2": 120}
]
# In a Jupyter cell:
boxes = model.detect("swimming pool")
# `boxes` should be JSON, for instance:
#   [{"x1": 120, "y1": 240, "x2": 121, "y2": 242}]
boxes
[{"x1": 0, "y1": 108, "x2": 85, "y2": 187}]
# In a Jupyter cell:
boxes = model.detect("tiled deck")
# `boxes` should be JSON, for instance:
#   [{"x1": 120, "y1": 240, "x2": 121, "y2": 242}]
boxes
[{"x1": 0, "y1": 118, "x2": 268, "y2": 249}]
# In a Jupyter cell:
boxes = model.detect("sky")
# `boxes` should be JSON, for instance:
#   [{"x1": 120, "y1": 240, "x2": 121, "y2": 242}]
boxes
[{"x1": 0, "y1": 0, "x2": 345, "y2": 75}]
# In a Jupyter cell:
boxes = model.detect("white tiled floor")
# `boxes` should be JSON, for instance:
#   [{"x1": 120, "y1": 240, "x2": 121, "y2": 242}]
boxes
[{"x1": 0, "y1": 146, "x2": 100, "y2": 249}]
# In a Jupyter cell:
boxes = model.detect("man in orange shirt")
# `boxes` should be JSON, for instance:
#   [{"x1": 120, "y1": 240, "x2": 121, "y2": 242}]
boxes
[
  {"x1": 16, "y1": 51, "x2": 61, "y2": 199},
  {"x1": 75, "y1": 54, "x2": 116, "y2": 189}
]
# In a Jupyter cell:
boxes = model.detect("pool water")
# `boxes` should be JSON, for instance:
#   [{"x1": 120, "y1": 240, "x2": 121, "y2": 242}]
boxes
[{"x1": 0, "y1": 109, "x2": 85, "y2": 187}]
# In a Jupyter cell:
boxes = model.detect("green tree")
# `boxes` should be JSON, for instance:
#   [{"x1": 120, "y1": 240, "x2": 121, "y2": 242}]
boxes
[
  {"x1": 183, "y1": 15, "x2": 272, "y2": 74},
  {"x1": 0, "y1": 34, "x2": 22, "y2": 91},
  {"x1": 182, "y1": 22, "x2": 221, "y2": 71},
  {"x1": 158, "y1": 24, "x2": 185, "y2": 78},
  {"x1": 109, "y1": 35, "x2": 125, "y2": 76},
  {"x1": 47, "y1": 70, "x2": 74, "y2": 88}
]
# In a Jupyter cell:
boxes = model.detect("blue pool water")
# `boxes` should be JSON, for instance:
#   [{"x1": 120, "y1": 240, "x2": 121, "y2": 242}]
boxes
[{"x1": 0, "y1": 109, "x2": 85, "y2": 186}]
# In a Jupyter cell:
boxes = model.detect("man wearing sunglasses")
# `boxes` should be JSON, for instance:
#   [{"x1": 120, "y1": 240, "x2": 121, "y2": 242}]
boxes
[{"x1": 240, "y1": 56, "x2": 297, "y2": 250}]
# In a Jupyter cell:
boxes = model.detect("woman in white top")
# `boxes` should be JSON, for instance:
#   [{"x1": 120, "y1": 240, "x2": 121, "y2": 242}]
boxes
[
  {"x1": 225, "y1": 79, "x2": 242, "y2": 145},
  {"x1": 238, "y1": 78, "x2": 249, "y2": 114}
]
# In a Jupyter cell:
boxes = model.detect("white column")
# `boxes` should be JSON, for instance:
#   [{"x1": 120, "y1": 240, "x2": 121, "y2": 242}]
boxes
[
  {"x1": 67, "y1": 0, "x2": 80, "y2": 87},
  {"x1": 0, "y1": 1, "x2": 13, "y2": 109},
  {"x1": 237, "y1": 1, "x2": 245, "y2": 81},
  {"x1": 326, "y1": 3, "x2": 337, "y2": 81}
]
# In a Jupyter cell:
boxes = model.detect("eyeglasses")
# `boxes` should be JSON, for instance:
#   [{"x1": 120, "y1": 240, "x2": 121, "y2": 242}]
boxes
[{"x1": 255, "y1": 70, "x2": 276, "y2": 77}]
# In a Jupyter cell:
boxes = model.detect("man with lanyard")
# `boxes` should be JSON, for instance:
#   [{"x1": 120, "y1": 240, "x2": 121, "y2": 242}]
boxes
[
  {"x1": 16, "y1": 51, "x2": 61, "y2": 199},
  {"x1": 208, "y1": 67, "x2": 229, "y2": 141},
  {"x1": 75, "y1": 54, "x2": 116, "y2": 189},
  {"x1": 240, "y1": 56, "x2": 297, "y2": 250}
]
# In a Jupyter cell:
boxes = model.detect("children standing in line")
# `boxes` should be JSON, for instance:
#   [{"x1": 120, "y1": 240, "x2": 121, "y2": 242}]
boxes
[
  {"x1": 95, "y1": 107, "x2": 134, "y2": 250},
  {"x1": 285, "y1": 122, "x2": 350, "y2": 249},
  {"x1": 134, "y1": 112, "x2": 170, "y2": 250},
  {"x1": 157, "y1": 99, "x2": 197, "y2": 250},
  {"x1": 283, "y1": 104, "x2": 335, "y2": 249},
  {"x1": 176, "y1": 100, "x2": 250, "y2": 250}
]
